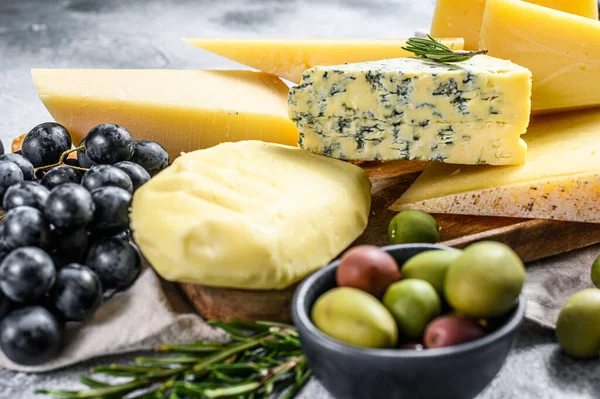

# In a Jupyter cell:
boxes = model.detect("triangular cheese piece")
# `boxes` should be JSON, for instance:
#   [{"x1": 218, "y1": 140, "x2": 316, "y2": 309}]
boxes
[
  {"x1": 431, "y1": 0, "x2": 598, "y2": 50},
  {"x1": 32, "y1": 69, "x2": 298, "y2": 159},
  {"x1": 391, "y1": 108, "x2": 600, "y2": 223},
  {"x1": 480, "y1": 0, "x2": 600, "y2": 113},
  {"x1": 182, "y1": 38, "x2": 464, "y2": 84}
]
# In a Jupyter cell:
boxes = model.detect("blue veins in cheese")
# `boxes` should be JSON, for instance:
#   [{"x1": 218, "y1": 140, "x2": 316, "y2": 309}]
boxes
[{"x1": 288, "y1": 55, "x2": 532, "y2": 166}]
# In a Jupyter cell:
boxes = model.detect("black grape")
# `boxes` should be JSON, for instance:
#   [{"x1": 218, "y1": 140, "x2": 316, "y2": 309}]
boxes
[
  {"x1": 3, "y1": 181, "x2": 50, "y2": 212},
  {"x1": 45, "y1": 183, "x2": 95, "y2": 232},
  {"x1": 40, "y1": 166, "x2": 82, "y2": 190},
  {"x1": 0, "y1": 306, "x2": 63, "y2": 365},
  {"x1": 85, "y1": 124, "x2": 134, "y2": 165},
  {"x1": 81, "y1": 165, "x2": 133, "y2": 193},
  {"x1": 0, "y1": 153, "x2": 35, "y2": 180},
  {"x1": 130, "y1": 140, "x2": 169, "y2": 176},
  {"x1": 21, "y1": 122, "x2": 72, "y2": 167}
]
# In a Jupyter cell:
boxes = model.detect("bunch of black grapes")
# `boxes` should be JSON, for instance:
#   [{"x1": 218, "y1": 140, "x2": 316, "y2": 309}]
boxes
[{"x1": 0, "y1": 122, "x2": 169, "y2": 365}]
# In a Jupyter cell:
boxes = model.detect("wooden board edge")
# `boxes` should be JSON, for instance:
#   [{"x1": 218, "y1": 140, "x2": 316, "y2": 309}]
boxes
[{"x1": 441, "y1": 219, "x2": 600, "y2": 263}]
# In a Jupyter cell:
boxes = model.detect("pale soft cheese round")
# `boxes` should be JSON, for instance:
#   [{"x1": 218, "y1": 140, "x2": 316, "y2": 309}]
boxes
[{"x1": 131, "y1": 141, "x2": 371, "y2": 290}]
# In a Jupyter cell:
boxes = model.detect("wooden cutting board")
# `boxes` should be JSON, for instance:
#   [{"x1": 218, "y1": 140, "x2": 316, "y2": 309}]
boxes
[
  {"x1": 182, "y1": 160, "x2": 600, "y2": 322},
  {"x1": 357, "y1": 161, "x2": 600, "y2": 263}
]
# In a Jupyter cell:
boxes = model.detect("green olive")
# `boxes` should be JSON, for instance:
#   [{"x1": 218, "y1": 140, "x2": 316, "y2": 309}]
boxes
[
  {"x1": 387, "y1": 210, "x2": 440, "y2": 245},
  {"x1": 401, "y1": 250, "x2": 461, "y2": 296},
  {"x1": 444, "y1": 241, "x2": 525, "y2": 318},
  {"x1": 311, "y1": 287, "x2": 398, "y2": 349},
  {"x1": 382, "y1": 279, "x2": 441, "y2": 339},
  {"x1": 556, "y1": 289, "x2": 600, "y2": 358},
  {"x1": 591, "y1": 256, "x2": 600, "y2": 289}
]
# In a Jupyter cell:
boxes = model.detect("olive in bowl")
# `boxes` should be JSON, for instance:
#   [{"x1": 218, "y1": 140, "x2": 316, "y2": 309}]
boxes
[{"x1": 292, "y1": 244, "x2": 525, "y2": 399}]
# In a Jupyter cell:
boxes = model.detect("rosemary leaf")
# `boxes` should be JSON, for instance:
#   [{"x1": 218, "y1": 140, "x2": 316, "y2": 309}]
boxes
[
  {"x1": 36, "y1": 379, "x2": 150, "y2": 398},
  {"x1": 402, "y1": 35, "x2": 488, "y2": 63},
  {"x1": 282, "y1": 369, "x2": 312, "y2": 399},
  {"x1": 203, "y1": 381, "x2": 261, "y2": 398},
  {"x1": 207, "y1": 320, "x2": 252, "y2": 339},
  {"x1": 36, "y1": 320, "x2": 310, "y2": 399},
  {"x1": 135, "y1": 356, "x2": 204, "y2": 365},
  {"x1": 78, "y1": 375, "x2": 110, "y2": 389},
  {"x1": 92, "y1": 364, "x2": 165, "y2": 375},
  {"x1": 156, "y1": 343, "x2": 225, "y2": 353}
]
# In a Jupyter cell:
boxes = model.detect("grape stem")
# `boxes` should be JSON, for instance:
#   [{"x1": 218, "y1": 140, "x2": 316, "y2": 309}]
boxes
[{"x1": 34, "y1": 145, "x2": 88, "y2": 173}]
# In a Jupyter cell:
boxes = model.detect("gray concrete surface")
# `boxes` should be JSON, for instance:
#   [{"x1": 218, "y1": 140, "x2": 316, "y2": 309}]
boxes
[{"x1": 1, "y1": 0, "x2": 599, "y2": 398}]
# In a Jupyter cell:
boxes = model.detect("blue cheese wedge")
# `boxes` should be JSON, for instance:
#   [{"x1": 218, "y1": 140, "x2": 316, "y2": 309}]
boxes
[{"x1": 288, "y1": 55, "x2": 532, "y2": 165}]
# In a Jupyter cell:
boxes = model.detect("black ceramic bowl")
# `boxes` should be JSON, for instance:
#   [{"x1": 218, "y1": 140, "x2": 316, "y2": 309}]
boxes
[{"x1": 292, "y1": 244, "x2": 525, "y2": 399}]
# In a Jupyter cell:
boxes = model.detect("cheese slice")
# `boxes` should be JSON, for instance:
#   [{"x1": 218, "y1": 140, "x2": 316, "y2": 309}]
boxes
[
  {"x1": 288, "y1": 55, "x2": 531, "y2": 166},
  {"x1": 524, "y1": 0, "x2": 598, "y2": 19},
  {"x1": 32, "y1": 69, "x2": 299, "y2": 159},
  {"x1": 480, "y1": 0, "x2": 600, "y2": 113},
  {"x1": 431, "y1": 0, "x2": 487, "y2": 50},
  {"x1": 182, "y1": 38, "x2": 464, "y2": 84},
  {"x1": 131, "y1": 141, "x2": 371, "y2": 290},
  {"x1": 431, "y1": 0, "x2": 598, "y2": 51},
  {"x1": 391, "y1": 108, "x2": 600, "y2": 223}
]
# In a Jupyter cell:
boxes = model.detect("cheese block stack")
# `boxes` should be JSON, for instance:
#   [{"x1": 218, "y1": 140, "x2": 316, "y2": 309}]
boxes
[
  {"x1": 28, "y1": 0, "x2": 600, "y2": 290},
  {"x1": 389, "y1": 0, "x2": 600, "y2": 222}
]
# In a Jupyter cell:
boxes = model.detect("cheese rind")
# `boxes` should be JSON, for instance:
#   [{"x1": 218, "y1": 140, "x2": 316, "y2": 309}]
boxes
[
  {"x1": 183, "y1": 38, "x2": 464, "y2": 84},
  {"x1": 391, "y1": 108, "x2": 600, "y2": 223},
  {"x1": 32, "y1": 69, "x2": 299, "y2": 160},
  {"x1": 295, "y1": 116, "x2": 527, "y2": 165},
  {"x1": 431, "y1": 0, "x2": 598, "y2": 51},
  {"x1": 131, "y1": 141, "x2": 372, "y2": 290},
  {"x1": 289, "y1": 55, "x2": 531, "y2": 166},
  {"x1": 480, "y1": 0, "x2": 600, "y2": 113}
]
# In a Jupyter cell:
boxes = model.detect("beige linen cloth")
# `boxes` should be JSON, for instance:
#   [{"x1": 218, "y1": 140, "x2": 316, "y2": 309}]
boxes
[{"x1": 1, "y1": 243, "x2": 599, "y2": 372}]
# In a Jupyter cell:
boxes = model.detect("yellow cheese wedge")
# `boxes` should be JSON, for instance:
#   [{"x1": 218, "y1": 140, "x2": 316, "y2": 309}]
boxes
[
  {"x1": 182, "y1": 38, "x2": 464, "y2": 84},
  {"x1": 32, "y1": 69, "x2": 299, "y2": 160},
  {"x1": 390, "y1": 108, "x2": 600, "y2": 223},
  {"x1": 480, "y1": 0, "x2": 600, "y2": 113},
  {"x1": 431, "y1": 0, "x2": 487, "y2": 50},
  {"x1": 524, "y1": 0, "x2": 598, "y2": 19},
  {"x1": 131, "y1": 141, "x2": 371, "y2": 290},
  {"x1": 431, "y1": 0, "x2": 598, "y2": 51}
]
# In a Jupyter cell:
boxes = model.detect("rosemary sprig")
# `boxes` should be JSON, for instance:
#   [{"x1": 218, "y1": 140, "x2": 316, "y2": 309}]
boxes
[
  {"x1": 35, "y1": 320, "x2": 311, "y2": 399},
  {"x1": 403, "y1": 35, "x2": 488, "y2": 63}
]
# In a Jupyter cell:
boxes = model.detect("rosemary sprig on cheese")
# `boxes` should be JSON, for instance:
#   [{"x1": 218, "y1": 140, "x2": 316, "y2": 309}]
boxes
[
  {"x1": 402, "y1": 35, "x2": 487, "y2": 63},
  {"x1": 36, "y1": 320, "x2": 311, "y2": 399}
]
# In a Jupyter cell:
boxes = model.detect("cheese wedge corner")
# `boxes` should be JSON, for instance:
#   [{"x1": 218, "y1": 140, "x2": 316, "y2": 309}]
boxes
[
  {"x1": 431, "y1": 0, "x2": 599, "y2": 51},
  {"x1": 183, "y1": 38, "x2": 464, "y2": 84},
  {"x1": 480, "y1": 0, "x2": 600, "y2": 113},
  {"x1": 391, "y1": 108, "x2": 600, "y2": 223}
]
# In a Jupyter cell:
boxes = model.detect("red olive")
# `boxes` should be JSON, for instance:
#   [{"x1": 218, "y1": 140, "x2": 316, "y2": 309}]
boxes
[
  {"x1": 336, "y1": 245, "x2": 401, "y2": 298},
  {"x1": 424, "y1": 315, "x2": 487, "y2": 349}
]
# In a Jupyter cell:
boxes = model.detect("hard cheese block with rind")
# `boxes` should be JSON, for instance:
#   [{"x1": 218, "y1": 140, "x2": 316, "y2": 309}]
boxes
[
  {"x1": 391, "y1": 108, "x2": 600, "y2": 223},
  {"x1": 183, "y1": 38, "x2": 464, "y2": 84},
  {"x1": 431, "y1": 0, "x2": 598, "y2": 50},
  {"x1": 130, "y1": 141, "x2": 371, "y2": 290},
  {"x1": 288, "y1": 55, "x2": 531, "y2": 165},
  {"x1": 32, "y1": 69, "x2": 299, "y2": 160},
  {"x1": 480, "y1": 0, "x2": 600, "y2": 113}
]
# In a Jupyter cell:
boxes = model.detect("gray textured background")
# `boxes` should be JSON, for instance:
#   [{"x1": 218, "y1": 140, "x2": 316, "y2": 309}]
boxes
[{"x1": 1, "y1": 0, "x2": 600, "y2": 398}]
